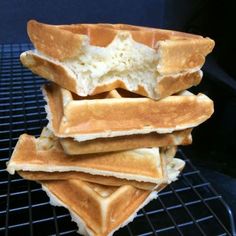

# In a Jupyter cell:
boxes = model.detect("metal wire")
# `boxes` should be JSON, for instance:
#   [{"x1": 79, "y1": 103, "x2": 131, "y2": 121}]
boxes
[{"x1": 0, "y1": 43, "x2": 235, "y2": 236}]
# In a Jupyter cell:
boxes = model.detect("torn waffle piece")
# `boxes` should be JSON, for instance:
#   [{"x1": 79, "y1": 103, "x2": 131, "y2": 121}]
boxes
[{"x1": 20, "y1": 20, "x2": 214, "y2": 99}]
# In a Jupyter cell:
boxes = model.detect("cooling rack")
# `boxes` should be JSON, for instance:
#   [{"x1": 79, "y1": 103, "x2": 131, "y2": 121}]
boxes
[{"x1": 0, "y1": 44, "x2": 235, "y2": 236}]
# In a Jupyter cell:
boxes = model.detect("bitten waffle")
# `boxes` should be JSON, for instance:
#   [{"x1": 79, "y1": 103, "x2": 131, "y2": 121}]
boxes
[{"x1": 20, "y1": 20, "x2": 214, "y2": 99}]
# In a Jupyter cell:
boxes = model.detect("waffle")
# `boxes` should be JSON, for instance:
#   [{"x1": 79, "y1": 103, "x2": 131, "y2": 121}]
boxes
[
  {"x1": 43, "y1": 83, "x2": 214, "y2": 141},
  {"x1": 6, "y1": 133, "x2": 174, "y2": 188},
  {"x1": 41, "y1": 179, "x2": 158, "y2": 236},
  {"x1": 39, "y1": 124, "x2": 191, "y2": 154},
  {"x1": 60, "y1": 129, "x2": 191, "y2": 155},
  {"x1": 40, "y1": 157, "x2": 184, "y2": 236},
  {"x1": 19, "y1": 155, "x2": 184, "y2": 191},
  {"x1": 20, "y1": 20, "x2": 214, "y2": 99}
]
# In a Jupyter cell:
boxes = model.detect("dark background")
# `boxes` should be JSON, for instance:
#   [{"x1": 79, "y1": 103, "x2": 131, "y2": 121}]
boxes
[
  {"x1": 0, "y1": 0, "x2": 236, "y2": 220},
  {"x1": 0, "y1": 0, "x2": 212, "y2": 43}
]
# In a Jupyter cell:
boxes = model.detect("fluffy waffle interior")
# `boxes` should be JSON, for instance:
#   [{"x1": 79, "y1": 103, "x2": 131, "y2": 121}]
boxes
[
  {"x1": 33, "y1": 32, "x2": 162, "y2": 98},
  {"x1": 20, "y1": 21, "x2": 214, "y2": 99}
]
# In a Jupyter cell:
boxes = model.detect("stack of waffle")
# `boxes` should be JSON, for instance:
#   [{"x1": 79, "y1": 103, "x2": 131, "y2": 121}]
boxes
[{"x1": 7, "y1": 20, "x2": 214, "y2": 236}]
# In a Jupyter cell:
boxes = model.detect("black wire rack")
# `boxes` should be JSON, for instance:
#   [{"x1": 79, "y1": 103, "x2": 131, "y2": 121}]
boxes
[{"x1": 0, "y1": 43, "x2": 235, "y2": 236}]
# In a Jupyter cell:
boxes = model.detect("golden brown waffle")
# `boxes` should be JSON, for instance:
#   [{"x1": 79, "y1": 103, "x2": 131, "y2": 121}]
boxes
[
  {"x1": 41, "y1": 179, "x2": 158, "y2": 236},
  {"x1": 37, "y1": 125, "x2": 192, "y2": 154},
  {"x1": 43, "y1": 83, "x2": 213, "y2": 141},
  {"x1": 40, "y1": 157, "x2": 184, "y2": 236},
  {"x1": 19, "y1": 154, "x2": 184, "y2": 191},
  {"x1": 7, "y1": 133, "x2": 173, "y2": 189},
  {"x1": 20, "y1": 20, "x2": 214, "y2": 99},
  {"x1": 27, "y1": 20, "x2": 213, "y2": 61},
  {"x1": 60, "y1": 129, "x2": 191, "y2": 154}
]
